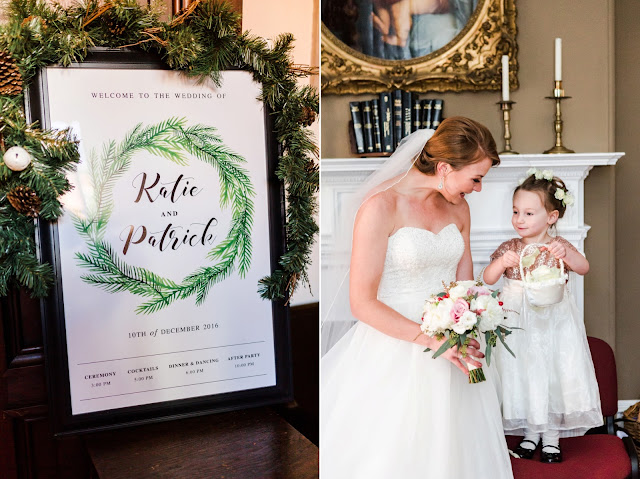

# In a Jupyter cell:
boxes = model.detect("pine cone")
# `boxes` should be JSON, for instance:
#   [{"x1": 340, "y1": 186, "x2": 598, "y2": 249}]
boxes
[
  {"x1": 104, "y1": 16, "x2": 126, "y2": 36},
  {"x1": 0, "y1": 50, "x2": 23, "y2": 96},
  {"x1": 299, "y1": 106, "x2": 316, "y2": 127},
  {"x1": 7, "y1": 185, "x2": 41, "y2": 217}
]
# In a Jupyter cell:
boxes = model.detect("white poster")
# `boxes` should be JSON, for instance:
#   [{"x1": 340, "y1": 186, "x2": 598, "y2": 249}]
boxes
[{"x1": 42, "y1": 67, "x2": 277, "y2": 415}]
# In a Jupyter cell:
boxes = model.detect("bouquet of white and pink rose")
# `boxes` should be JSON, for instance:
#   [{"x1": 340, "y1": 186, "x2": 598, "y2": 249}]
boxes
[{"x1": 420, "y1": 280, "x2": 515, "y2": 383}]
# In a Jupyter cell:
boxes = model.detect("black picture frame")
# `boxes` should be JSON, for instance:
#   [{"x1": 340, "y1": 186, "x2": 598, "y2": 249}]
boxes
[{"x1": 28, "y1": 49, "x2": 292, "y2": 435}]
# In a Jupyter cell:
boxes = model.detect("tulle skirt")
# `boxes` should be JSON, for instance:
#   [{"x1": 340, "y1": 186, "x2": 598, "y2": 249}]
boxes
[
  {"x1": 321, "y1": 295, "x2": 514, "y2": 479},
  {"x1": 496, "y1": 279, "x2": 603, "y2": 437}
]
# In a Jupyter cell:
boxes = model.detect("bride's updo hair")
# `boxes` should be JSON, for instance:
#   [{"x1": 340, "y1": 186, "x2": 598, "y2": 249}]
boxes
[{"x1": 415, "y1": 116, "x2": 500, "y2": 175}]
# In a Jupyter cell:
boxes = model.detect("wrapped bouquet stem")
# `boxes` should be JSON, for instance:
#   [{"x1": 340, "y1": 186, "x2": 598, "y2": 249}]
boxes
[{"x1": 421, "y1": 280, "x2": 515, "y2": 384}]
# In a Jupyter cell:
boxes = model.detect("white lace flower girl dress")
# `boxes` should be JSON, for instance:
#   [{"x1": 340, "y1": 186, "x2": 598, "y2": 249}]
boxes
[{"x1": 493, "y1": 237, "x2": 602, "y2": 438}]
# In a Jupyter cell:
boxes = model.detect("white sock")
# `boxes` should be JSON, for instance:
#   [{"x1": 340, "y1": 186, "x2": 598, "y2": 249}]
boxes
[
  {"x1": 521, "y1": 431, "x2": 540, "y2": 450},
  {"x1": 542, "y1": 430, "x2": 560, "y2": 450}
]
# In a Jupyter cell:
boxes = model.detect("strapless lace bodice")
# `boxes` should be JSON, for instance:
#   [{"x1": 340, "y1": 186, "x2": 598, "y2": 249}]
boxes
[{"x1": 377, "y1": 224, "x2": 464, "y2": 322}]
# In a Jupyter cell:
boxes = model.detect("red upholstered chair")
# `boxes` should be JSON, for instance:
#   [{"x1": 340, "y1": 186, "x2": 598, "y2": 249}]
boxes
[{"x1": 507, "y1": 336, "x2": 639, "y2": 479}]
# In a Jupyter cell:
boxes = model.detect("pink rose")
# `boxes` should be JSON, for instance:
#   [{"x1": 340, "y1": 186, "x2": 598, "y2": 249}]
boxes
[
  {"x1": 468, "y1": 286, "x2": 490, "y2": 297},
  {"x1": 450, "y1": 298, "x2": 470, "y2": 322}
]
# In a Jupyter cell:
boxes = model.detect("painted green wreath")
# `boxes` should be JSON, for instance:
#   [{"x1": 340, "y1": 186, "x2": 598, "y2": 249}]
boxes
[{"x1": 72, "y1": 117, "x2": 255, "y2": 314}]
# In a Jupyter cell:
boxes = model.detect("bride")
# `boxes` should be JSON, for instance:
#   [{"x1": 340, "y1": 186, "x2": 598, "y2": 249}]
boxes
[{"x1": 321, "y1": 117, "x2": 514, "y2": 479}]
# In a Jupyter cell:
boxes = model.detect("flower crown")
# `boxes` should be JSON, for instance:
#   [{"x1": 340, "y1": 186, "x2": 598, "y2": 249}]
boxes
[{"x1": 518, "y1": 168, "x2": 574, "y2": 207}]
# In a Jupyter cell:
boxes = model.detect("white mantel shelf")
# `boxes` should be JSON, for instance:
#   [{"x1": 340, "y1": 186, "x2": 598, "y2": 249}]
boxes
[
  {"x1": 321, "y1": 152, "x2": 624, "y2": 320},
  {"x1": 322, "y1": 152, "x2": 623, "y2": 172}
]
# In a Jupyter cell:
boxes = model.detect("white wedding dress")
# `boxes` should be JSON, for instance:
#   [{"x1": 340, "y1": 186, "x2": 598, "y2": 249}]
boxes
[{"x1": 321, "y1": 225, "x2": 514, "y2": 479}]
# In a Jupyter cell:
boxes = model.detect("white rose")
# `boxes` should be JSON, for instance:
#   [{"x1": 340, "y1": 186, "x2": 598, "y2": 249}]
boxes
[
  {"x1": 448, "y1": 281, "x2": 476, "y2": 300},
  {"x1": 564, "y1": 193, "x2": 575, "y2": 206},
  {"x1": 479, "y1": 300, "x2": 504, "y2": 332},
  {"x1": 534, "y1": 170, "x2": 544, "y2": 180},
  {"x1": 526, "y1": 265, "x2": 562, "y2": 283},
  {"x1": 452, "y1": 310, "x2": 478, "y2": 334},
  {"x1": 470, "y1": 294, "x2": 491, "y2": 312},
  {"x1": 518, "y1": 177, "x2": 526, "y2": 185},
  {"x1": 554, "y1": 188, "x2": 565, "y2": 201},
  {"x1": 435, "y1": 298, "x2": 455, "y2": 329},
  {"x1": 421, "y1": 298, "x2": 454, "y2": 335},
  {"x1": 521, "y1": 249, "x2": 540, "y2": 268},
  {"x1": 421, "y1": 301, "x2": 440, "y2": 335},
  {"x1": 542, "y1": 169, "x2": 554, "y2": 181},
  {"x1": 526, "y1": 167, "x2": 537, "y2": 177}
]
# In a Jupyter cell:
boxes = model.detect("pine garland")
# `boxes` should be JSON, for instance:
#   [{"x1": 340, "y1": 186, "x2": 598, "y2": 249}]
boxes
[{"x1": 0, "y1": 0, "x2": 318, "y2": 302}]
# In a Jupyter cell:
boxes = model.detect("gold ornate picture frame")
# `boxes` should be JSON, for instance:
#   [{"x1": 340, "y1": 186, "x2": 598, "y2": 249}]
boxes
[{"x1": 321, "y1": 0, "x2": 517, "y2": 94}]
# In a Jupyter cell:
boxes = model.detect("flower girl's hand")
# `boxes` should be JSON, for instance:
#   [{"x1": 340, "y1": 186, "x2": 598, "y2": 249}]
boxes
[
  {"x1": 500, "y1": 251, "x2": 520, "y2": 269},
  {"x1": 441, "y1": 339, "x2": 484, "y2": 375},
  {"x1": 546, "y1": 241, "x2": 566, "y2": 260}
]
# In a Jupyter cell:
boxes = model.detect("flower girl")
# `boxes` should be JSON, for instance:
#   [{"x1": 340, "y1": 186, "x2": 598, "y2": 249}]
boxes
[{"x1": 483, "y1": 169, "x2": 602, "y2": 463}]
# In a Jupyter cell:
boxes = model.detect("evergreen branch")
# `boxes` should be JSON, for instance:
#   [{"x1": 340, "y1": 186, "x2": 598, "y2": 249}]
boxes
[{"x1": 0, "y1": 0, "x2": 318, "y2": 304}]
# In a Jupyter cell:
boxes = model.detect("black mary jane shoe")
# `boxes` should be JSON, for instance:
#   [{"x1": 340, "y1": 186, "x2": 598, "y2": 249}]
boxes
[
  {"x1": 514, "y1": 439, "x2": 538, "y2": 460},
  {"x1": 540, "y1": 444, "x2": 563, "y2": 463}
]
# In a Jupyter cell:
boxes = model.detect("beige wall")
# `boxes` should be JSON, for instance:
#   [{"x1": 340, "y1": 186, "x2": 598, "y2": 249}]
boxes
[
  {"x1": 243, "y1": 0, "x2": 320, "y2": 306},
  {"x1": 322, "y1": 1, "x2": 633, "y2": 394},
  {"x1": 615, "y1": 0, "x2": 640, "y2": 400}
]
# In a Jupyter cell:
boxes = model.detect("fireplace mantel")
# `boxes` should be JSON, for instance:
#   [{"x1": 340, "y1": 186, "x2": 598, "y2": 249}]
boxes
[{"x1": 321, "y1": 153, "x2": 624, "y2": 317}]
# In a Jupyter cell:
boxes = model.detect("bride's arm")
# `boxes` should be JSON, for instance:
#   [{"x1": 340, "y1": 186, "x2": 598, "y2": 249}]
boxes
[
  {"x1": 349, "y1": 196, "x2": 433, "y2": 345},
  {"x1": 455, "y1": 201, "x2": 474, "y2": 281}
]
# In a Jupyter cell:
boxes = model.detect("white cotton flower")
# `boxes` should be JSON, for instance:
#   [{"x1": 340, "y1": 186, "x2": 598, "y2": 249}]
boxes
[
  {"x1": 452, "y1": 310, "x2": 478, "y2": 334},
  {"x1": 542, "y1": 169, "x2": 554, "y2": 181},
  {"x1": 554, "y1": 188, "x2": 565, "y2": 201},
  {"x1": 526, "y1": 167, "x2": 537, "y2": 177},
  {"x1": 564, "y1": 193, "x2": 575, "y2": 206}
]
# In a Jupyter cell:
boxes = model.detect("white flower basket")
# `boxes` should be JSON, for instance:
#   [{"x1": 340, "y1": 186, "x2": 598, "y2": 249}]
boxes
[{"x1": 519, "y1": 243, "x2": 567, "y2": 307}]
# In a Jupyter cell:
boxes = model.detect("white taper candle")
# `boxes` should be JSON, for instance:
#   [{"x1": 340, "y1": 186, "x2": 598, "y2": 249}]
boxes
[
  {"x1": 501, "y1": 55, "x2": 510, "y2": 101},
  {"x1": 555, "y1": 38, "x2": 562, "y2": 82}
]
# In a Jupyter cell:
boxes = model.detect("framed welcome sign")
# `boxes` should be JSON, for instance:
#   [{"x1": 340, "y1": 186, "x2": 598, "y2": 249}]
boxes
[{"x1": 28, "y1": 50, "x2": 291, "y2": 434}]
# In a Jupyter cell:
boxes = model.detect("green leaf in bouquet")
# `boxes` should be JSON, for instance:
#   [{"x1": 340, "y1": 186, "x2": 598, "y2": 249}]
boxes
[
  {"x1": 496, "y1": 328, "x2": 516, "y2": 358},
  {"x1": 491, "y1": 290, "x2": 499, "y2": 298},
  {"x1": 432, "y1": 337, "x2": 456, "y2": 359},
  {"x1": 423, "y1": 348, "x2": 432, "y2": 352},
  {"x1": 485, "y1": 331, "x2": 493, "y2": 366},
  {"x1": 498, "y1": 325, "x2": 522, "y2": 335}
]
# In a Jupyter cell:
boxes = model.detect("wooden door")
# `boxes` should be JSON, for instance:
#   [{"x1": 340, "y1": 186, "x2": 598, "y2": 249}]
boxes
[{"x1": 0, "y1": 288, "x2": 90, "y2": 479}]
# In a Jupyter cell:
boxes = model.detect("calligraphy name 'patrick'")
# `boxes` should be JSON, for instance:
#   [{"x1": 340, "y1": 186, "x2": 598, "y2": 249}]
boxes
[{"x1": 120, "y1": 173, "x2": 217, "y2": 255}]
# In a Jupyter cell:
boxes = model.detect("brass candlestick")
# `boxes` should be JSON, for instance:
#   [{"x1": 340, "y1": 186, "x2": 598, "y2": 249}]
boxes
[
  {"x1": 497, "y1": 101, "x2": 518, "y2": 154},
  {"x1": 544, "y1": 80, "x2": 574, "y2": 154}
]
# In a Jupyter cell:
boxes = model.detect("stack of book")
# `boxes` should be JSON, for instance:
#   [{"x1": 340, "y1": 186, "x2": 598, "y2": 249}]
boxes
[{"x1": 349, "y1": 91, "x2": 444, "y2": 155}]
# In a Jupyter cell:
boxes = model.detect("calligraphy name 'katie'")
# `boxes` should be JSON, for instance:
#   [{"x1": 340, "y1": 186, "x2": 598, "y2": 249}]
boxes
[{"x1": 120, "y1": 172, "x2": 218, "y2": 255}]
